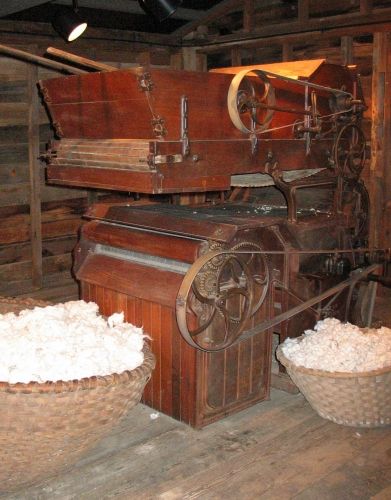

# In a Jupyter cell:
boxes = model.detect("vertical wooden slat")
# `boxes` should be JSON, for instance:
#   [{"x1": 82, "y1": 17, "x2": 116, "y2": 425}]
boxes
[
  {"x1": 298, "y1": 0, "x2": 309, "y2": 22},
  {"x1": 27, "y1": 57, "x2": 42, "y2": 288},
  {"x1": 385, "y1": 34, "x2": 391, "y2": 247},
  {"x1": 182, "y1": 47, "x2": 197, "y2": 71},
  {"x1": 360, "y1": 0, "x2": 373, "y2": 15},
  {"x1": 231, "y1": 47, "x2": 242, "y2": 66},
  {"x1": 369, "y1": 32, "x2": 389, "y2": 247},
  {"x1": 282, "y1": 43, "x2": 294, "y2": 62},
  {"x1": 341, "y1": 36, "x2": 353, "y2": 66},
  {"x1": 170, "y1": 51, "x2": 183, "y2": 70},
  {"x1": 243, "y1": 0, "x2": 255, "y2": 33}
]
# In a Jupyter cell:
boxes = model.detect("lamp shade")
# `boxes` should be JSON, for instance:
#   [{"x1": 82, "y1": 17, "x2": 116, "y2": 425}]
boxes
[
  {"x1": 52, "y1": 8, "x2": 87, "y2": 42},
  {"x1": 139, "y1": 0, "x2": 183, "y2": 22}
]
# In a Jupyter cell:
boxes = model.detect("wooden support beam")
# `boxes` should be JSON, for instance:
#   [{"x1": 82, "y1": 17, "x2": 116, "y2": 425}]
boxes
[
  {"x1": 194, "y1": 8, "x2": 391, "y2": 53},
  {"x1": 298, "y1": 0, "x2": 310, "y2": 22},
  {"x1": 383, "y1": 33, "x2": 391, "y2": 247},
  {"x1": 243, "y1": 0, "x2": 255, "y2": 33},
  {"x1": 182, "y1": 47, "x2": 197, "y2": 70},
  {"x1": 27, "y1": 54, "x2": 42, "y2": 288},
  {"x1": 230, "y1": 47, "x2": 242, "y2": 66},
  {"x1": 360, "y1": 0, "x2": 373, "y2": 15},
  {"x1": 169, "y1": 0, "x2": 243, "y2": 41},
  {"x1": 369, "y1": 32, "x2": 391, "y2": 248},
  {"x1": 0, "y1": 20, "x2": 172, "y2": 47},
  {"x1": 341, "y1": 36, "x2": 353, "y2": 65},
  {"x1": 170, "y1": 52, "x2": 183, "y2": 70},
  {"x1": 181, "y1": 47, "x2": 207, "y2": 72},
  {"x1": 282, "y1": 43, "x2": 294, "y2": 62},
  {"x1": 136, "y1": 51, "x2": 151, "y2": 66}
]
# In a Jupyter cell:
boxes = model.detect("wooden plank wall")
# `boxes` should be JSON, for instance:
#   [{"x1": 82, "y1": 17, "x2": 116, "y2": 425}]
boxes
[{"x1": 0, "y1": 53, "x2": 87, "y2": 301}]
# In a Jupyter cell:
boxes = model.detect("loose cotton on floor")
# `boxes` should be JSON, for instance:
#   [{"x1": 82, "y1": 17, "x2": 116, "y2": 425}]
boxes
[
  {"x1": 281, "y1": 317, "x2": 391, "y2": 373},
  {"x1": 0, "y1": 300, "x2": 145, "y2": 384}
]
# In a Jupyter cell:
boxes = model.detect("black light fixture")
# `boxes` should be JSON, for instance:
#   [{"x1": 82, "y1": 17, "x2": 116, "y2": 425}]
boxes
[
  {"x1": 52, "y1": 0, "x2": 87, "y2": 42},
  {"x1": 139, "y1": 0, "x2": 183, "y2": 22}
]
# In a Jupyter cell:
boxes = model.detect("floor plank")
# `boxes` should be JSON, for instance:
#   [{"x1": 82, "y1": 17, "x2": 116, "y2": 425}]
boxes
[{"x1": 3, "y1": 389, "x2": 391, "y2": 500}]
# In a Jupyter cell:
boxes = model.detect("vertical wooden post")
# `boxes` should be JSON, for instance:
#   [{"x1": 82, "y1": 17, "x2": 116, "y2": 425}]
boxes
[
  {"x1": 369, "y1": 32, "x2": 391, "y2": 248},
  {"x1": 27, "y1": 58, "x2": 43, "y2": 288},
  {"x1": 341, "y1": 36, "x2": 353, "y2": 66},
  {"x1": 383, "y1": 33, "x2": 391, "y2": 247},
  {"x1": 137, "y1": 51, "x2": 151, "y2": 66},
  {"x1": 298, "y1": 0, "x2": 309, "y2": 22},
  {"x1": 231, "y1": 47, "x2": 242, "y2": 66},
  {"x1": 182, "y1": 47, "x2": 207, "y2": 72},
  {"x1": 360, "y1": 0, "x2": 373, "y2": 15},
  {"x1": 182, "y1": 47, "x2": 197, "y2": 71},
  {"x1": 170, "y1": 51, "x2": 183, "y2": 70},
  {"x1": 282, "y1": 43, "x2": 294, "y2": 62},
  {"x1": 243, "y1": 0, "x2": 255, "y2": 33}
]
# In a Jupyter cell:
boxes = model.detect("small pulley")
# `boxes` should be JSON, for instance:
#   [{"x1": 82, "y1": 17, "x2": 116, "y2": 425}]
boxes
[
  {"x1": 227, "y1": 69, "x2": 276, "y2": 134},
  {"x1": 176, "y1": 250, "x2": 255, "y2": 351}
]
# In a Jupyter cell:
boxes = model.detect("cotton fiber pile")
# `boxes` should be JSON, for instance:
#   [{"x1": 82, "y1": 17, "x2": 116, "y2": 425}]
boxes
[
  {"x1": 0, "y1": 300, "x2": 145, "y2": 384},
  {"x1": 281, "y1": 317, "x2": 391, "y2": 372}
]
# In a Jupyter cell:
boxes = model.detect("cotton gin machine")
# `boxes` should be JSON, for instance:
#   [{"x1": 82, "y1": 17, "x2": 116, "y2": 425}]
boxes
[{"x1": 40, "y1": 57, "x2": 390, "y2": 427}]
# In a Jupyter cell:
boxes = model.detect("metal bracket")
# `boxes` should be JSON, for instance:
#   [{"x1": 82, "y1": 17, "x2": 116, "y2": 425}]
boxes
[
  {"x1": 181, "y1": 95, "x2": 190, "y2": 157},
  {"x1": 151, "y1": 116, "x2": 167, "y2": 138},
  {"x1": 154, "y1": 154, "x2": 183, "y2": 164},
  {"x1": 137, "y1": 72, "x2": 154, "y2": 92},
  {"x1": 250, "y1": 133, "x2": 258, "y2": 155},
  {"x1": 52, "y1": 121, "x2": 64, "y2": 138}
]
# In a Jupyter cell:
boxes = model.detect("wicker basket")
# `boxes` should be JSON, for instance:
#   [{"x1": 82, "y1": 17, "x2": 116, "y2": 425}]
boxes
[
  {"x1": 276, "y1": 337, "x2": 391, "y2": 428},
  {"x1": 0, "y1": 297, "x2": 155, "y2": 493}
]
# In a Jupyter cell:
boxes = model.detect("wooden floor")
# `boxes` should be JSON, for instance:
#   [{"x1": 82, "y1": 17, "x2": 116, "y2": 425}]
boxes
[{"x1": 4, "y1": 388, "x2": 391, "y2": 500}]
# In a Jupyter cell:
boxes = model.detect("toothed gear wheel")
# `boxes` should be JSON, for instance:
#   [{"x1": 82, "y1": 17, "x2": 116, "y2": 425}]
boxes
[
  {"x1": 206, "y1": 241, "x2": 226, "y2": 269},
  {"x1": 230, "y1": 241, "x2": 270, "y2": 315},
  {"x1": 198, "y1": 271, "x2": 219, "y2": 298}
]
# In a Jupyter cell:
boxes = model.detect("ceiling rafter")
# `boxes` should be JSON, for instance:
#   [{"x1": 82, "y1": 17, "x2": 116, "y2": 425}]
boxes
[
  {"x1": 168, "y1": 0, "x2": 245, "y2": 41},
  {"x1": 189, "y1": 5, "x2": 391, "y2": 52}
]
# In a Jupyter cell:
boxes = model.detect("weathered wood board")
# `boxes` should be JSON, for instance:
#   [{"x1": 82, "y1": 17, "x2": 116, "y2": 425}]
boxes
[{"x1": 6, "y1": 389, "x2": 391, "y2": 499}]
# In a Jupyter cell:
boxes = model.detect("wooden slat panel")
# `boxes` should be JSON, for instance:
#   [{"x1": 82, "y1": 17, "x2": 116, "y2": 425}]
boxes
[
  {"x1": 0, "y1": 236, "x2": 77, "y2": 266},
  {"x1": 0, "y1": 271, "x2": 76, "y2": 298},
  {"x1": 0, "y1": 218, "x2": 82, "y2": 245},
  {"x1": 0, "y1": 124, "x2": 51, "y2": 145},
  {"x1": 0, "y1": 253, "x2": 72, "y2": 282},
  {"x1": 76, "y1": 254, "x2": 183, "y2": 308},
  {"x1": 0, "y1": 183, "x2": 86, "y2": 207}
]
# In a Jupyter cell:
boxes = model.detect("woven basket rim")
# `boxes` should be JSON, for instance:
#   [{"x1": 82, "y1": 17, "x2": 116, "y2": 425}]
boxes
[
  {"x1": 276, "y1": 335, "x2": 391, "y2": 379},
  {"x1": 0, "y1": 346, "x2": 155, "y2": 394}
]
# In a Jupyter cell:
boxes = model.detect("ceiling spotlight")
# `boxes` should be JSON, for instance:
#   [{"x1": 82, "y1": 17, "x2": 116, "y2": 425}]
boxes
[
  {"x1": 139, "y1": 0, "x2": 183, "y2": 22},
  {"x1": 52, "y1": 0, "x2": 87, "y2": 42}
]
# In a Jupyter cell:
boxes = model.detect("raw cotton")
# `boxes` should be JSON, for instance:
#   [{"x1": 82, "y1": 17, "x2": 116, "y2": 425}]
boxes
[
  {"x1": 281, "y1": 317, "x2": 391, "y2": 373},
  {"x1": 0, "y1": 300, "x2": 145, "y2": 384}
]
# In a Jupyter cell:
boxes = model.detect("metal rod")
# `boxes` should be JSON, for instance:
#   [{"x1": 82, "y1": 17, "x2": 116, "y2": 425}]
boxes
[
  {"x1": 0, "y1": 43, "x2": 87, "y2": 75},
  {"x1": 259, "y1": 68, "x2": 352, "y2": 96},
  {"x1": 236, "y1": 263, "x2": 382, "y2": 344},
  {"x1": 254, "y1": 101, "x2": 312, "y2": 115}
]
